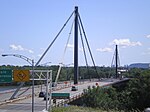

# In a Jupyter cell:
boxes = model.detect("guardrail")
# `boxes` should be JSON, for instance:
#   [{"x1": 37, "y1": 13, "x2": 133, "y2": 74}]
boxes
[{"x1": 53, "y1": 93, "x2": 84, "y2": 107}]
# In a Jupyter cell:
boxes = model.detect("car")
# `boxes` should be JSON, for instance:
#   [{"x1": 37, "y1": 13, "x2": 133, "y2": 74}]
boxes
[
  {"x1": 71, "y1": 86, "x2": 78, "y2": 91},
  {"x1": 44, "y1": 93, "x2": 50, "y2": 100},
  {"x1": 52, "y1": 82, "x2": 57, "y2": 87},
  {"x1": 39, "y1": 91, "x2": 46, "y2": 97}
]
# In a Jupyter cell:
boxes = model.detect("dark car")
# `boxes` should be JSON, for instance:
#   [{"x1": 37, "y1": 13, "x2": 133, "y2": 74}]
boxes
[
  {"x1": 39, "y1": 91, "x2": 46, "y2": 97},
  {"x1": 52, "y1": 82, "x2": 57, "y2": 87},
  {"x1": 71, "y1": 86, "x2": 78, "y2": 91},
  {"x1": 44, "y1": 93, "x2": 50, "y2": 100}
]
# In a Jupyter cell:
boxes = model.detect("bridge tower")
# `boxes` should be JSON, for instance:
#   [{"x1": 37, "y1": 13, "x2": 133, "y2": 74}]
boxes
[
  {"x1": 74, "y1": 6, "x2": 78, "y2": 84},
  {"x1": 111, "y1": 45, "x2": 120, "y2": 78}
]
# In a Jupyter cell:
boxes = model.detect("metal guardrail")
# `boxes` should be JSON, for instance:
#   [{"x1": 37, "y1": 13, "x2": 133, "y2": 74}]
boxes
[{"x1": 53, "y1": 93, "x2": 84, "y2": 107}]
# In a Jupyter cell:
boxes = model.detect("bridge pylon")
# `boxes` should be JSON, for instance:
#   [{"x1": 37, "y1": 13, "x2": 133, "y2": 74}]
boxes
[{"x1": 111, "y1": 45, "x2": 120, "y2": 78}]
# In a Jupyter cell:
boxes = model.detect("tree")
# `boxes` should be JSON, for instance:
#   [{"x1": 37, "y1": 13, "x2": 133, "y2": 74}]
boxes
[
  {"x1": 118, "y1": 69, "x2": 150, "y2": 111},
  {"x1": 82, "y1": 86, "x2": 119, "y2": 110}
]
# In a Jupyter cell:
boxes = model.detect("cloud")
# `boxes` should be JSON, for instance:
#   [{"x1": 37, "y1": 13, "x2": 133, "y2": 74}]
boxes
[
  {"x1": 110, "y1": 39, "x2": 142, "y2": 47},
  {"x1": 28, "y1": 50, "x2": 34, "y2": 53},
  {"x1": 96, "y1": 47, "x2": 113, "y2": 52},
  {"x1": 40, "y1": 48, "x2": 46, "y2": 51},
  {"x1": 67, "y1": 44, "x2": 83, "y2": 51},
  {"x1": 10, "y1": 44, "x2": 24, "y2": 51},
  {"x1": 146, "y1": 35, "x2": 150, "y2": 38},
  {"x1": 37, "y1": 54, "x2": 42, "y2": 57},
  {"x1": 67, "y1": 44, "x2": 74, "y2": 48},
  {"x1": 9, "y1": 44, "x2": 34, "y2": 53}
]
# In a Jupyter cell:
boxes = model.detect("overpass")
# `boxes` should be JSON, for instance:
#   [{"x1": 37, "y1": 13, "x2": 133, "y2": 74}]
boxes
[{"x1": 0, "y1": 78, "x2": 129, "y2": 112}]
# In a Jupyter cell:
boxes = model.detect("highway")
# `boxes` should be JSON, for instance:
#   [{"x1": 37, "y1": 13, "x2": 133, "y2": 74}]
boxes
[{"x1": 0, "y1": 78, "x2": 121, "y2": 112}]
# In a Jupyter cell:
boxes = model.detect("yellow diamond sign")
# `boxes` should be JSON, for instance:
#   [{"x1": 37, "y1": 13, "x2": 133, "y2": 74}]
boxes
[{"x1": 13, "y1": 70, "x2": 30, "y2": 82}]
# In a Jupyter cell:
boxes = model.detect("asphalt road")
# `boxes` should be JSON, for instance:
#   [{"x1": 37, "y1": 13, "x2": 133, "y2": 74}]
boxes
[{"x1": 0, "y1": 85, "x2": 42, "y2": 102}]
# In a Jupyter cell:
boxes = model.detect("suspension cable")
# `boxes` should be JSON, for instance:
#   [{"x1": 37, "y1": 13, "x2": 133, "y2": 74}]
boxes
[
  {"x1": 78, "y1": 21, "x2": 89, "y2": 67},
  {"x1": 111, "y1": 52, "x2": 115, "y2": 67},
  {"x1": 78, "y1": 14, "x2": 100, "y2": 79},
  {"x1": 55, "y1": 21, "x2": 74, "y2": 84},
  {"x1": 35, "y1": 10, "x2": 75, "y2": 66},
  {"x1": 117, "y1": 49, "x2": 120, "y2": 67},
  {"x1": 78, "y1": 20, "x2": 90, "y2": 79}
]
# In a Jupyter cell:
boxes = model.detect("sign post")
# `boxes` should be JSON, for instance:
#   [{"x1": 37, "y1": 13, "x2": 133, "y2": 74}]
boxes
[{"x1": 0, "y1": 69, "x2": 12, "y2": 83}]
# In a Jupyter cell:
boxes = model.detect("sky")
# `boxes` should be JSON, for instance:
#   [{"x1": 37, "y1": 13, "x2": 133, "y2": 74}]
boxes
[{"x1": 0, "y1": 0, "x2": 150, "y2": 67}]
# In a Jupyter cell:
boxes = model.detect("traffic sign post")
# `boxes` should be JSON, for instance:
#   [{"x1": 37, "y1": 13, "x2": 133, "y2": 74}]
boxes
[{"x1": 0, "y1": 69, "x2": 12, "y2": 83}]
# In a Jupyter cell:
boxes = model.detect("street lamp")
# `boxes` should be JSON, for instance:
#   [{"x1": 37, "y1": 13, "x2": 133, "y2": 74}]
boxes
[{"x1": 2, "y1": 54, "x2": 35, "y2": 112}]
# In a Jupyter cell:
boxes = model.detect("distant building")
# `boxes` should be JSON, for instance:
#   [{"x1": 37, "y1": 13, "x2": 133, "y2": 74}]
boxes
[{"x1": 129, "y1": 63, "x2": 150, "y2": 69}]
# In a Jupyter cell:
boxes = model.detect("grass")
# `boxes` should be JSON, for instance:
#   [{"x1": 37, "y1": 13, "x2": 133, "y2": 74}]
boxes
[{"x1": 52, "y1": 106, "x2": 122, "y2": 112}]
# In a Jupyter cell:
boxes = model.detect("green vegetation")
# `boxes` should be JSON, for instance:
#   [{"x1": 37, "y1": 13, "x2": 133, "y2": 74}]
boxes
[
  {"x1": 82, "y1": 68, "x2": 150, "y2": 111},
  {"x1": 83, "y1": 86, "x2": 119, "y2": 110},
  {"x1": 0, "y1": 65, "x2": 113, "y2": 86},
  {"x1": 0, "y1": 65, "x2": 116, "y2": 83},
  {"x1": 52, "y1": 106, "x2": 121, "y2": 112}
]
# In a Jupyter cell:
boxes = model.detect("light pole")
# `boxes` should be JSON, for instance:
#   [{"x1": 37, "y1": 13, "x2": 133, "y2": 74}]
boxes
[{"x1": 2, "y1": 54, "x2": 35, "y2": 112}]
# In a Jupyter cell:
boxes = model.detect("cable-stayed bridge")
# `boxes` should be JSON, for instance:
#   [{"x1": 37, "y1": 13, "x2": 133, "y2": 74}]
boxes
[{"x1": 0, "y1": 6, "x2": 129, "y2": 112}]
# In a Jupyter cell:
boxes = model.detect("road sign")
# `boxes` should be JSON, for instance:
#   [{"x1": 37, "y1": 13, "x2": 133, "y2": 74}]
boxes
[
  {"x1": 13, "y1": 70, "x2": 30, "y2": 82},
  {"x1": 0, "y1": 69, "x2": 12, "y2": 83},
  {"x1": 52, "y1": 93, "x2": 70, "y2": 99}
]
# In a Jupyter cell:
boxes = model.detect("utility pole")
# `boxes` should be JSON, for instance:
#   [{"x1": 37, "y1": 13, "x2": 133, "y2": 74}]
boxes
[{"x1": 74, "y1": 6, "x2": 78, "y2": 84}]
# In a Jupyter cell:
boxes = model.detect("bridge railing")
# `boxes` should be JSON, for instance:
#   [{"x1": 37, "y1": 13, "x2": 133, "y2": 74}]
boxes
[{"x1": 53, "y1": 93, "x2": 84, "y2": 107}]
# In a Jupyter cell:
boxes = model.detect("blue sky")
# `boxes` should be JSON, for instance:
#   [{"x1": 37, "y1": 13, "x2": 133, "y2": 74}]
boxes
[{"x1": 0, "y1": 0, "x2": 150, "y2": 66}]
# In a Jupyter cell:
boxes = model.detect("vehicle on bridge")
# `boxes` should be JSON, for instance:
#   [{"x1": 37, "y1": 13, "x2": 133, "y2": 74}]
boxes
[
  {"x1": 71, "y1": 86, "x2": 78, "y2": 91},
  {"x1": 39, "y1": 91, "x2": 46, "y2": 97},
  {"x1": 44, "y1": 93, "x2": 51, "y2": 100}
]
